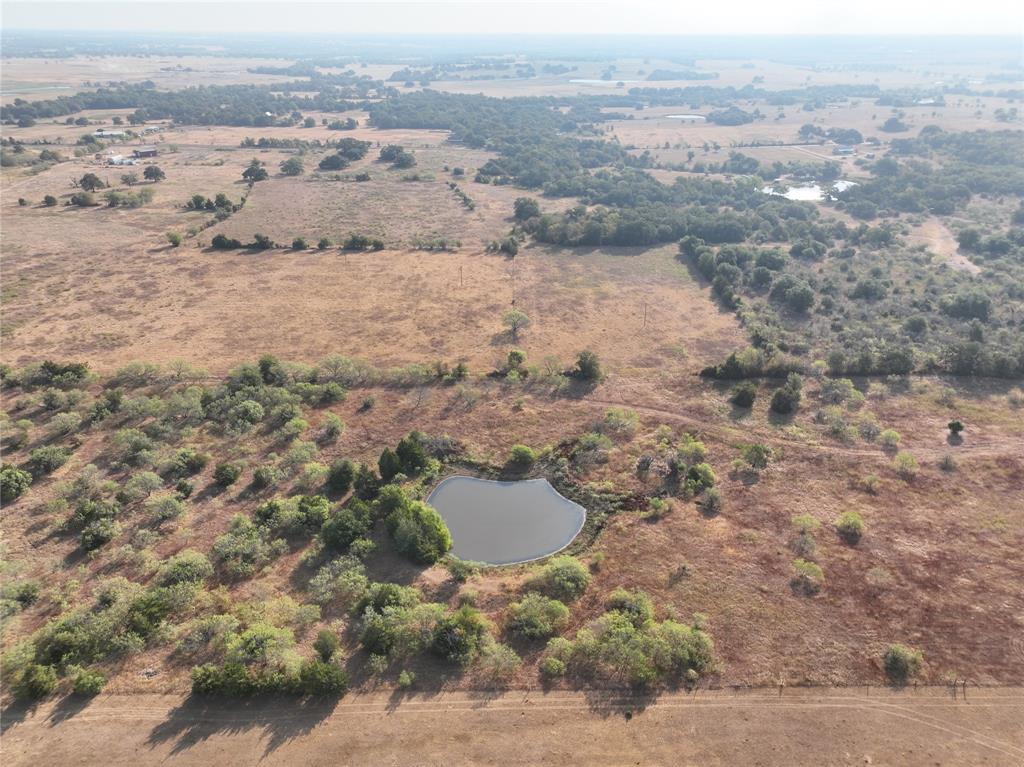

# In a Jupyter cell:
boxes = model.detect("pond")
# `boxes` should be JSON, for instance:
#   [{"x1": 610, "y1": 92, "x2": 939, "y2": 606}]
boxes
[
  {"x1": 426, "y1": 476, "x2": 586, "y2": 565},
  {"x1": 760, "y1": 179, "x2": 858, "y2": 202},
  {"x1": 666, "y1": 114, "x2": 707, "y2": 122}
]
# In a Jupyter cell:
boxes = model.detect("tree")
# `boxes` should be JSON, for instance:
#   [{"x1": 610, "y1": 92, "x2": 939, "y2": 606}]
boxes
[
  {"x1": 143, "y1": 165, "x2": 165, "y2": 182},
  {"x1": 573, "y1": 350, "x2": 602, "y2": 382},
  {"x1": 292, "y1": 237, "x2": 309, "y2": 250},
  {"x1": 280, "y1": 156, "x2": 304, "y2": 176},
  {"x1": 378, "y1": 448, "x2": 402, "y2": 482},
  {"x1": 213, "y1": 461, "x2": 244, "y2": 487},
  {"x1": 242, "y1": 159, "x2": 269, "y2": 182},
  {"x1": 507, "y1": 593, "x2": 569, "y2": 639},
  {"x1": 318, "y1": 154, "x2": 349, "y2": 171},
  {"x1": 79, "y1": 173, "x2": 105, "y2": 192},
  {"x1": 835, "y1": 511, "x2": 865, "y2": 544},
  {"x1": 513, "y1": 197, "x2": 541, "y2": 220},
  {"x1": 947, "y1": 420, "x2": 964, "y2": 437},
  {"x1": 14, "y1": 664, "x2": 57, "y2": 700},
  {"x1": 883, "y1": 644, "x2": 922, "y2": 684},
  {"x1": 528, "y1": 556, "x2": 590, "y2": 601},
  {"x1": 43, "y1": 195, "x2": 58, "y2": 206},
  {"x1": 502, "y1": 309, "x2": 531, "y2": 339},
  {"x1": 120, "y1": 172, "x2": 139, "y2": 186},
  {"x1": 730, "y1": 382, "x2": 756, "y2": 408},
  {"x1": 166, "y1": 231, "x2": 183, "y2": 247},
  {"x1": 1, "y1": 465, "x2": 33, "y2": 503},
  {"x1": 327, "y1": 459, "x2": 356, "y2": 493}
]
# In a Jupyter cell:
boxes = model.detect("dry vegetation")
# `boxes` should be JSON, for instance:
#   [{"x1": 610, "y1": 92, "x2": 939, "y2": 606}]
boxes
[{"x1": 1, "y1": 45, "x2": 1023, "y2": 766}]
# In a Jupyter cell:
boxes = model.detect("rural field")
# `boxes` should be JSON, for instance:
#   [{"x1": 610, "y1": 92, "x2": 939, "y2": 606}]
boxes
[{"x1": 1, "y1": 23, "x2": 1022, "y2": 766}]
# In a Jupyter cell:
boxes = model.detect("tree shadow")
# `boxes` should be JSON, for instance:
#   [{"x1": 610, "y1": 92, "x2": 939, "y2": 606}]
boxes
[
  {"x1": 46, "y1": 693, "x2": 92, "y2": 725},
  {"x1": 946, "y1": 433, "x2": 964, "y2": 446},
  {"x1": 146, "y1": 694, "x2": 338, "y2": 758}
]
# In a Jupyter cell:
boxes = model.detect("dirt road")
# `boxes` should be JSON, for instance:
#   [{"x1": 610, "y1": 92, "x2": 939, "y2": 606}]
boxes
[{"x1": 3, "y1": 687, "x2": 1023, "y2": 766}]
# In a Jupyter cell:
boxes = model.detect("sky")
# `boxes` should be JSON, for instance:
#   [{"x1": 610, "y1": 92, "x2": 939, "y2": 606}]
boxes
[{"x1": 2, "y1": 0, "x2": 1022, "y2": 36}]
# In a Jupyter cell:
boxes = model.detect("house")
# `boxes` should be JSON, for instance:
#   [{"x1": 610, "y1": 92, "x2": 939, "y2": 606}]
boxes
[
  {"x1": 133, "y1": 146, "x2": 158, "y2": 158},
  {"x1": 107, "y1": 154, "x2": 137, "y2": 166},
  {"x1": 94, "y1": 129, "x2": 126, "y2": 138},
  {"x1": 832, "y1": 145, "x2": 856, "y2": 156}
]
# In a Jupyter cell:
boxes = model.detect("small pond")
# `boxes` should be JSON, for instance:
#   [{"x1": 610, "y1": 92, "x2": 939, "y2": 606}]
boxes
[
  {"x1": 760, "y1": 179, "x2": 858, "y2": 202},
  {"x1": 426, "y1": 476, "x2": 586, "y2": 565}
]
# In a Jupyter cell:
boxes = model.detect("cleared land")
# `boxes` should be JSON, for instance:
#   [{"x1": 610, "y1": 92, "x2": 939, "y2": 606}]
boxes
[{"x1": 3, "y1": 688, "x2": 1023, "y2": 767}]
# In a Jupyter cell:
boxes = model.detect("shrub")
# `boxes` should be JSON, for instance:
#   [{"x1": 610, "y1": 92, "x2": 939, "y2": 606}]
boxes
[
  {"x1": 321, "y1": 503, "x2": 371, "y2": 552},
  {"x1": 835, "y1": 511, "x2": 865, "y2": 544},
  {"x1": 43, "y1": 194, "x2": 58, "y2": 206},
  {"x1": 292, "y1": 237, "x2": 308, "y2": 250},
  {"x1": 299, "y1": 659, "x2": 349, "y2": 695},
  {"x1": 170, "y1": 447, "x2": 209, "y2": 477},
  {"x1": 509, "y1": 444, "x2": 537, "y2": 467},
  {"x1": 72, "y1": 668, "x2": 107, "y2": 695},
  {"x1": 313, "y1": 629, "x2": 341, "y2": 661},
  {"x1": 938, "y1": 454, "x2": 958, "y2": 472},
  {"x1": 507, "y1": 593, "x2": 570, "y2": 639},
  {"x1": 879, "y1": 429, "x2": 901, "y2": 448},
  {"x1": 1, "y1": 465, "x2": 33, "y2": 502},
  {"x1": 700, "y1": 487, "x2": 723, "y2": 515},
  {"x1": 81, "y1": 517, "x2": 120, "y2": 551},
  {"x1": 947, "y1": 420, "x2": 964, "y2": 437},
  {"x1": 28, "y1": 445, "x2": 70, "y2": 476},
  {"x1": 213, "y1": 461, "x2": 244, "y2": 487},
  {"x1": 308, "y1": 555, "x2": 368, "y2": 606},
  {"x1": 476, "y1": 640, "x2": 522, "y2": 682},
  {"x1": 893, "y1": 452, "x2": 918, "y2": 479},
  {"x1": 502, "y1": 309, "x2": 531, "y2": 338},
  {"x1": 573, "y1": 350, "x2": 602, "y2": 381},
  {"x1": 14, "y1": 663, "x2": 58, "y2": 699},
  {"x1": 397, "y1": 669, "x2": 416, "y2": 688},
  {"x1": 539, "y1": 656, "x2": 566, "y2": 677},
  {"x1": 446, "y1": 557, "x2": 482, "y2": 582},
  {"x1": 326, "y1": 459, "x2": 356, "y2": 494},
  {"x1": 386, "y1": 497, "x2": 452, "y2": 565},
  {"x1": 431, "y1": 605, "x2": 489, "y2": 664},
  {"x1": 791, "y1": 558, "x2": 824, "y2": 596},
  {"x1": 769, "y1": 378, "x2": 802, "y2": 414},
  {"x1": 739, "y1": 443, "x2": 772, "y2": 470},
  {"x1": 528, "y1": 556, "x2": 590, "y2": 601},
  {"x1": 883, "y1": 643, "x2": 923, "y2": 684},
  {"x1": 146, "y1": 493, "x2": 185, "y2": 522},
  {"x1": 730, "y1": 382, "x2": 757, "y2": 408},
  {"x1": 213, "y1": 515, "x2": 285, "y2": 578},
  {"x1": 158, "y1": 550, "x2": 213, "y2": 586}
]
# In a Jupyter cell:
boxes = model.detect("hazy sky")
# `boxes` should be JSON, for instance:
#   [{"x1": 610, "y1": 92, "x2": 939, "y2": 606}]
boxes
[{"x1": 2, "y1": 0, "x2": 1022, "y2": 36}]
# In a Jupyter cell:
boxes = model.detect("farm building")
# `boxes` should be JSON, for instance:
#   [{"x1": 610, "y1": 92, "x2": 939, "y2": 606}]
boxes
[
  {"x1": 94, "y1": 129, "x2": 125, "y2": 138},
  {"x1": 133, "y1": 146, "x2": 158, "y2": 158}
]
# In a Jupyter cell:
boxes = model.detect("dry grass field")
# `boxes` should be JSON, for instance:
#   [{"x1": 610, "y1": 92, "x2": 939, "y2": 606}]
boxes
[{"x1": 1, "y1": 50, "x2": 1023, "y2": 765}]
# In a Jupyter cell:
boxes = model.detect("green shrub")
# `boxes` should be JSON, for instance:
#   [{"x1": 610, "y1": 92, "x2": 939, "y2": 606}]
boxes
[
  {"x1": 313, "y1": 629, "x2": 341, "y2": 661},
  {"x1": 327, "y1": 459, "x2": 356, "y2": 493},
  {"x1": 791, "y1": 558, "x2": 824, "y2": 596},
  {"x1": 213, "y1": 515, "x2": 285, "y2": 578},
  {"x1": 879, "y1": 429, "x2": 902, "y2": 448},
  {"x1": 299, "y1": 659, "x2": 349, "y2": 695},
  {"x1": 573, "y1": 350, "x2": 602, "y2": 381},
  {"x1": 835, "y1": 511, "x2": 865, "y2": 544},
  {"x1": 321, "y1": 502, "x2": 371, "y2": 552},
  {"x1": 0, "y1": 465, "x2": 32, "y2": 502},
  {"x1": 509, "y1": 444, "x2": 537, "y2": 467},
  {"x1": 14, "y1": 663, "x2": 58, "y2": 699},
  {"x1": 383, "y1": 490, "x2": 451, "y2": 565},
  {"x1": 883, "y1": 643, "x2": 923, "y2": 684},
  {"x1": 739, "y1": 443, "x2": 772, "y2": 469},
  {"x1": 893, "y1": 452, "x2": 918, "y2": 479},
  {"x1": 213, "y1": 461, "x2": 244, "y2": 487},
  {"x1": 605, "y1": 588, "x2": 655, "y2": 627},
  {"x1": 81, "y1": 517, "x2": 120, "y2": 551},
  {"x1": 28, "y1": 446, "x2": 70, "y2": 476},
  {"x1": 72, "y1": 668, "x2": 107, "y2": 696},
  {"x1": 700, "y1": 487, "x2": 723, "y2": 515},
  {"x1": 431, "y1": 605, "x2": 489, "y2": 664},
  {"x1": 730, "y1": 382, "x2": 757, "y2": 408},
  {"x1": 507, "y1": 593, "x2": 570, "y2": 639},
  {"x1": 147, "y1": 493, "x2": 185, "y2": 522},
  {"x1": 528, "y1": 556, "x2": 590, "y2": 601},
  {"x1": 539, "y1": 656, "x2": 566, "y2": 677},
  {"x1": 308, "y1": 556, "x2": 368, "y2": 606},
  {"x1": 170, "y1": 447, "x2": 209, "y2": 477},
  {"x1": 158, "y1": 550, "x2": 213, "y2": 586}
]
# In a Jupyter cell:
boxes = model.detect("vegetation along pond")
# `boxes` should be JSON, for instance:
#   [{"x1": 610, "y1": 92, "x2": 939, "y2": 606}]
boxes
[{"x1": 426, "y1": 476, "x2": 586, "y2": 565}]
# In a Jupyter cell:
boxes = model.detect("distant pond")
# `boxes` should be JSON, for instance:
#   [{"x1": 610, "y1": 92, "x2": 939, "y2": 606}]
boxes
[{"x1": 426, "y1": 476, "x2": 586, "y2": 565}]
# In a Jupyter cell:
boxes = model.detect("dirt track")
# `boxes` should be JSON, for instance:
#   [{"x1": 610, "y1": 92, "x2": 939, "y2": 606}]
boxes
[{"x1": 3, "y1": 687, "x2": 1023, "y2": 766}]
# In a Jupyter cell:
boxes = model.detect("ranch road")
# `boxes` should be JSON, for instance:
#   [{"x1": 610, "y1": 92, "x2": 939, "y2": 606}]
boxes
[{"x1": 3, "y1": 687, "x2": 1023, "y2": 767}]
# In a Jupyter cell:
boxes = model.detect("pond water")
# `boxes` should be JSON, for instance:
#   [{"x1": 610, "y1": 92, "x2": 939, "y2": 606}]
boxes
[
  {"x1": 666, "y1": 114, "x2": 707, "y2": 122},
  {"x1": 761, "y1": 179, "x2": 858, "y2": 201},
  {"x1": 426, "y1": 476, "x2": 586, "y2": 565}
]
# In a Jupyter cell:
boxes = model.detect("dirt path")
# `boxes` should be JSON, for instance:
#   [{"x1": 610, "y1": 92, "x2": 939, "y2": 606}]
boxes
[
  {"x1": 907, "y1": 218, "x2": 982, "y2": 275},
  {"x1": 3, "y1": 687, "x2": 1022, "y2": 766}
]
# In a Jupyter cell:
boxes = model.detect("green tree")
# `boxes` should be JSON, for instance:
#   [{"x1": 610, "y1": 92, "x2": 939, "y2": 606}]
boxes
[
  {"x1": 502, "y1": 309, "x2": 531, "y2": 339},
  {"x1": 143, "y1": 165, "x2": 165, "y2": 182},
  {"x1": 242, "y1": 159, "x2": 269, "y2": 182},
  {"x1": 280, "y1": 156, "x2": 304, "y2": 176},
  {"x1": 79, "y1": 172, "x2": 105, "y2": 192}
]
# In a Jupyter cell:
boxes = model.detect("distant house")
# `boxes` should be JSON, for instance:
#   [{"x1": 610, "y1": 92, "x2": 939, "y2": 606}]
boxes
[
  {"x1": 133, "y1": 146, "x2": 158, "y2": 158},
  {"x1": 107, "y1": 154, "x2": 137, "y2": 166},
  {"x1": 94, "y1": 129, "x2": 126, "y2": 138},
  {"x1": 832, "y1": 145, "x2": 856, "y2": 156}
]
